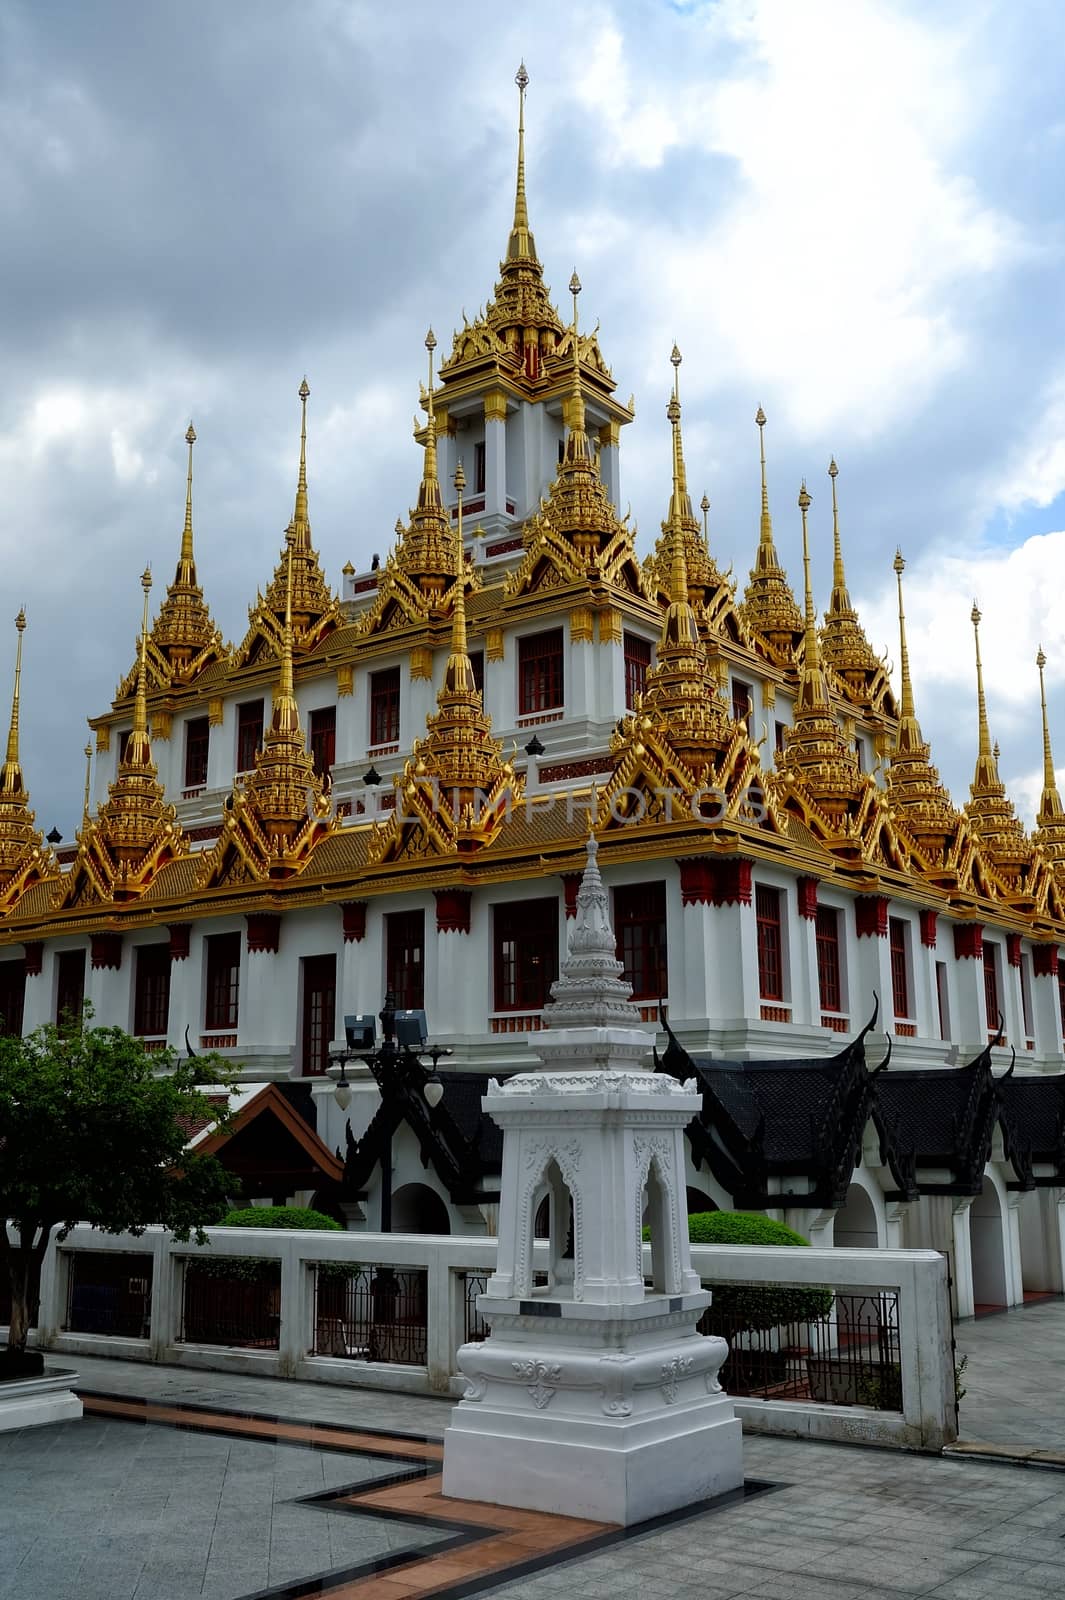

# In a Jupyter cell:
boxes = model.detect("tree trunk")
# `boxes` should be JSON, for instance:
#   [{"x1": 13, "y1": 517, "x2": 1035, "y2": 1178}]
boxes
[{"x1": 2, "y1": 1226, "x2": 48, "y2": 1356}]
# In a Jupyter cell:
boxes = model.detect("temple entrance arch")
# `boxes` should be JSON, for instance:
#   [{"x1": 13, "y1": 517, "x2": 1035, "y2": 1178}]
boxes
[
  {"x1": 391, "y1": 1183, "x2": 451, "y2": 1235},
  {"x1": 834, "y1": 1181, "x2": 881, "y2": 1250},
  {"x1": 970, "y1": 1174, "x2": 1009, "y2": 1311}
]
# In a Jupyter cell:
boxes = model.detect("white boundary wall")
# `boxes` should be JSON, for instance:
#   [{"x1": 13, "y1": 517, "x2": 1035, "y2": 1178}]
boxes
[{"x1": 11, "y1": 1228, "x2": 956, "y2": 1451}]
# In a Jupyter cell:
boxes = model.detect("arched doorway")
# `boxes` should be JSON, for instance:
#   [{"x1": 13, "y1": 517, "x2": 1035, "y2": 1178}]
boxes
[
  {"x1": 834, "y1": 1183, "x2": 880, "y2": 1250},
  {"x1": 390, "y1": 1183, "x2": 451, "y2": 1235},
  {"x1": 686, "y1": 1188, "x2": 718, "y2": 1215},
  {"x1": 970, "y1": 1177, "x2": 1008, "y2": 1311}
]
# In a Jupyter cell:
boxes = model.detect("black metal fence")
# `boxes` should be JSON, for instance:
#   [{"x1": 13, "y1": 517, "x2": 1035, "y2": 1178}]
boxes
[
  {"x1": 64, "y1": 1252, "x2": 154, "y2": 1338},
  {"x1": 312, "y1": 1265, "x2": 428, "y2": 1365},
  {"x1": 462, "y1": 1271, "x2": 490, "y2": 1342},
  {"x1": 179, "y1": 1259, "x2": 281, "y2": 1349},
  {"x1": 698, "y1": 1287, "x2": 903, "y2": 1410}
]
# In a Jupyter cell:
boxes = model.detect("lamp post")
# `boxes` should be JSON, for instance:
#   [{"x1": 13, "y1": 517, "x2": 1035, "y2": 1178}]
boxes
[{"x1": 328, "y1": 990, "x2": 449, "y2": 1232}]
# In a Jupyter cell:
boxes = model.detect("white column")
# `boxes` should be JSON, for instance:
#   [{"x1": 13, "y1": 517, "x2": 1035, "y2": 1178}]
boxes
[
  {"x1": 951, "y1": 1198, "x2": 975, "y2": 1320},
  {"x1": 1005, "y1": 1190, "x2": 1025, "y2": 1306},
  {"x1": 792, "y1": 906, "x2": 819, "y2": 1028},
  {"x1": 1031, "y1": 957, "x2": 1063, "y2": 1061},
  {"x1": 598, "y1": 421, "x2": 620, "y2": 509},
  {"x1": 483, "y1": 394, "x2": 508, "y2": 519}
]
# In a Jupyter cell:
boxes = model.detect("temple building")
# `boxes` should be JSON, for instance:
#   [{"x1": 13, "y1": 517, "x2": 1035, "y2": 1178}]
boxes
[{"x1": 0, "y1": 68, "x2": 1063, "y2": 1317}]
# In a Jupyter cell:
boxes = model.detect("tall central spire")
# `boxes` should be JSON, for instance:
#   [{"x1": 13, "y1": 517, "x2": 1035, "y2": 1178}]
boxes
[
  {"x1": 818, "y1": 458, "x2": 895, "y2": 715},
  {"x1": 0, "y1": 610, "x2": 51, "y2": 905},
  {"x1": 970, "y1": 602, "x2": 998, "y2": 791},
  {"x1": 965, "y1": 601, "x2": 1030, "y2": 884},
  {"x1": 419, "y1": 328, "x2": 443, "y2": 513},
  {"x1": 506, "y1": 61, "x2": 537, "y2": 266},
  {"x1": 1, "y1": 608, "x2": 25, "y2": 793},
  {"x1": 148, "y1": 421, "x2": 224, "y2": 679},
  {"x1": 741, "y1": 406, "x2": 803, "y2": 658},
  {"x1": 828, "y1": 458, "x2": 848, "y2": 607},
  {"x1": 756, "y1": 406, "x2": 774, "y2": 558},
  {"x1": 178, "y1": 423, "x2": 197, "y2": 581},
  {"x1": 290, "y1": 377, "x2": 311, "y2": 549},
  {"x1": 123, "y1": 568, "x2": 155, "y2": 774},
  {"x1": 565, "y1": 269, "x2": 589, "y2": 463},
  {"x1": 894, "y1": 549, "x2": 920, "y2": 745},
  {"x1": 795, "y1": 482, "x2": 829, "y2": 715},
  {"x1": 1037, "y1": 647, "x2": 1064, "y2": 822}
]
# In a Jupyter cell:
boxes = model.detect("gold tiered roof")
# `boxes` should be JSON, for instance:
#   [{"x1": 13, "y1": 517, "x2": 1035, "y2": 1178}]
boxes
[
  {"x1": 372, "y1": 463, "x2": 523, "y2": 861},
  {"x1": 740, "y1": 408, "x2": 804, "y2": 662},
  {"x1": 147, "y1": 425, "x2": 227, "y2": 685},
  {"x1": 885, "y1": 551, "x2": 974, "y2": 885},
  {"x1": 360, "y1": 331, "x2": 480, "y2": 635},
  {"x1": 644, "y1": 349, "x2": 744, "y2": 646},
  {"x1": 0, "y1": 612, "x2": 55, "y2": 913},
  {"x1": 819, "y1": 459, "x2": 895, "y2": 717},
  {"x1": 234, "y1": 380, "x2": 343, "y2": 667},
  {"x1": 601, "y1": 363, "x2": 776, "y2": 833},
  {"x1": 200, "y1": 531, "x2": 336, "y2": 887},
  {"x1": 964, "y1": 602, "x2": 1033, "y2": 892},
  {"x1": 1033, "y1": 648, "x2": 1065, "y2": 871},
  {"x1": 505, "y1": 273, "x2": 649, "y2": 605},
  {"x1": 63, "y1": 572, "x2": 187, "y2": 906}
]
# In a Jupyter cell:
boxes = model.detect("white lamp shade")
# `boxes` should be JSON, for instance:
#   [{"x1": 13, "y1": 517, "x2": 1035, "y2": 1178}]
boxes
[
  {"x1": 334, "y1": 1082, "x2": 353, "y2": 1112},
  {"x1": 423, "y1": 1079, "x2": 444, "y2": 1109}
]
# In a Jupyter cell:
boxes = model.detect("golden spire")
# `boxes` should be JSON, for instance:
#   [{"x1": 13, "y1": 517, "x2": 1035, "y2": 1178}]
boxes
[
  {"x1": 147, "y1": 421, "x2": 224, "y2": 680},
  {"x1": 419, "y1": 328, "x2": 442, "y2": 512},
  {"x1": 741, "y1": 406, "x2": 803, "y2": 658},
  {"x1": 819, "y1": 457, "x2": 895, "y2": 714},
  {"x1": 1, "y1": 608, "x2": 26, "y2": 792},
  {"x1": 757, "y1": 406, "x2": 773, "y2": 554},
  {"x1": 565, "y1": 270, "x2": 589, "y2": 463},
  {"x1": 970, "y1": 601, "x2": 998, "y2": 790},
  {"x1": 646, "y1": 357, "x2": 728, "y2": 618},
  {"x1": 507, "y1": 62, "x2": 537, "y2": 265},
  {"x1": 828, "y1": 457, "x2": 847, "y2": 603},
  {"x1": 83, "y1": 741, "x2": 92, "y2": 827},
  {"x1": 122, "y1": 568, "x2": 154, "y2": 773},
  {"x1": 667, "y1": 344, "x2": 695, "y2": 527},
  {"x1": 290, "y1": 377, "x2": 311, "y2": 549},
  {"x1": 795, "y1": 482, "x2": 829, "y2": 715},
  {"x1": 701, "y1": 492, "x2": 710, "y2": 544},
  {"x1": 442, "y1": 461, "x2": 476, "y2": 695},
  {"x1": 272, "y1": 532, "x2": 298, "y2": 735},
  {"x1": 893, "y1": 549, "x2": 919, "y2": 742},
  {"x1": 178, "y1": 422, "x2": 196, "y2": 579},
  {"x1": 1037, "y1": 647, "x2": 1064, "y2": 821}
]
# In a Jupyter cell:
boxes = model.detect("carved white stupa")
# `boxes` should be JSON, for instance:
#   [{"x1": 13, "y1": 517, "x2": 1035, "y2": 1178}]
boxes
[{"x1": 442, "y1": 836, "x2": 743, "y2": 1525}]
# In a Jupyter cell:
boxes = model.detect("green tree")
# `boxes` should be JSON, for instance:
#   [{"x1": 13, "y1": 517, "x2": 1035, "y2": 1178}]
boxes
[{"x1": 0, "y1": 1014, "x2": 235, "y2": 1367}]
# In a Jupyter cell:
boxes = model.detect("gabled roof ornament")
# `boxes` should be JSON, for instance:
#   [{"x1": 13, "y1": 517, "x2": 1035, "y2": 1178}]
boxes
[
  {"x1": 0, "y1": 609, "x2": 55, "y2": 910},
  {"x1": 740, "y1": 406, "x2": 803, "y2": 660},
  {"x1": 819, "y1": 458, "x2": 895, "y2": 714},
  {"x1": 1034, "y1": 646, "x2": 1065, "y2": 868}
]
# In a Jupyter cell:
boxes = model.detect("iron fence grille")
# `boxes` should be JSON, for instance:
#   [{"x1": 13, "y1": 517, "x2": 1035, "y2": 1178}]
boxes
[
  {"x1": 697, "y1": 1287, "x2": 902, "y2": 1410},
  {"x1": 312, "y1": 1265, "x2": 428, "y2": 1365},
  {"x1": 179, "y1": 1260, "x2": 281, "y2": 1349},
  {"x1": 64, "y1": 1252, "x2": 154, "y2": 1338},
  {"x1": 462, "y1": 1271, "x2": 490, "y2": 1342}
]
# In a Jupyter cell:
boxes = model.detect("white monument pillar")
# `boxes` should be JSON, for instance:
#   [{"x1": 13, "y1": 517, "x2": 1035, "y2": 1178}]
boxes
[{"x1": 443, "y1": 838, "x2": 743, "y2": 1525}]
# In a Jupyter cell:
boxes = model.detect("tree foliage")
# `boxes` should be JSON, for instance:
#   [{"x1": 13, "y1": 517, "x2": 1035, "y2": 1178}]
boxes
[
  {"x1": 220, "y1": 1205, "x2": 342, "y2": 1231},
  {"x1": 688, "y1": 1210, "x2": 834, "y2": 1329},
  {"x1": 0, "y1": 1014, "x2": 235, "y2": 1354}
]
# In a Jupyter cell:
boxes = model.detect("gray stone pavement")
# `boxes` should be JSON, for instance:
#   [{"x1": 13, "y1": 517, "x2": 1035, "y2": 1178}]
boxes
[
  {"x1": 1, "y1": 1325, "x2": 1063, "y2": 1600},
  {"x1": 954, "y1": 1298, "x2": 1065, "y2": 1452}
]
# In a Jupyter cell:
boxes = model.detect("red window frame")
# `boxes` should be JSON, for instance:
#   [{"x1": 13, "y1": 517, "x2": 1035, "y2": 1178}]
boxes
[
  {"x1": 0, "y1": 959, "x2": 26, "y2": 1037},
  {"x1": 755, "y1": 885, "x2": 783, "y2": 1001},
  {"x1": 302, "y1": 955, "x2": 336, "y2": 1076},
  {"x1": 984, "y1": 944, "x2": 1000, "y2": 1033},
  {"x1": 184, "y1": 716, "x2": 210, "y2": 789},
  {"x1": 732, "y1": 680, "x2": 752, "y2": 725},
  {"x1": 386, "y1": 910, "x2": 424, "y2": 1010},
  {"x1": 889, "y1": 917, "x2": 910, "y2": 1019},
  {"x1": 518, "y1": 630, "x2": 564, "y2": 716},
  {"x1": 370, "y1": 667, "x2": 401, "y2": 746},
  {"x1": 614, "y1": 882, "x2": 667, "y2": 1000},
  {"x1": 815, "y1": 906, "x2": 842, "y2": 1013},
  {"x1": 134, "y1": 944, "x2": 171, "y2": 1037},
  {"x1": 495, "y1": 899, "x2": 559, "y2": 1011},
  {"x1": 236, "y1": 700, "x2": 264, "y2": 773},
  {"x1": 56, "y1": 949, "x2": 86, "y2": 1024},
  {"x1": 205, "y1": 932, "x2": 240, "y2": 1030},
  {"x1": 623, "y1": 633, "x2": 653, "y2": 710},
  {"x1": 309, "y1": 705, "x2": 336, "y2": 781}
]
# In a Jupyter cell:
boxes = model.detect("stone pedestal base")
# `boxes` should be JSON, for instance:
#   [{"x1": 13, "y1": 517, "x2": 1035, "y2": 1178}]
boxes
[
  {"x1": 443, "y1": 1298, "x2": 744, "y2": 1525},
  {"x1": 0, "y1": 1369, "x2": 83, "y2": 1432}
]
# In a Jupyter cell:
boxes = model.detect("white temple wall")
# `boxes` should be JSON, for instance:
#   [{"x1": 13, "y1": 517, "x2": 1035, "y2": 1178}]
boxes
[{"x1": 1018, "y1": 1188, "x2": 1065, "y2": 1293}]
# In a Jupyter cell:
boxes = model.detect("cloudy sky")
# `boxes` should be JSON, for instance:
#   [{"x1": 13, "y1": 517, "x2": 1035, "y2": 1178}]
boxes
[{"x1": 3, "y1": 0, "x2": 1065, "y2": 836}]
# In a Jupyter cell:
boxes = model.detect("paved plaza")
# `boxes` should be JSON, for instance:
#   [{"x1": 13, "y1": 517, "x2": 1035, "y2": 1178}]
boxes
[{"x1": 0, "y1": 1301, "x2": 1062, "y2": 1600}]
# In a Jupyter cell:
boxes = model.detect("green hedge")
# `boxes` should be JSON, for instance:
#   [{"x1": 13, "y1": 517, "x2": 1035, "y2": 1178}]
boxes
[
  {"x1": 220, "y1": 1206, "x2": 342, "y2": 1232},
  {"x1": 687, "y1": 1211, "x2": 833, "y2": 1330}
]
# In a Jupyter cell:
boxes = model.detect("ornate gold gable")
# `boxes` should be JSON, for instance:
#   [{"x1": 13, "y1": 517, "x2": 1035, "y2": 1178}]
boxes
[
  {"x1": 360, "y1": 332, "x2": 483, "y2": 638},
  {"x1": 233, "y1": 382, "x2": 343, "y2": 670},
  {"x1": 371, "y1": 464, "x2": 524, "y2": 863},
  {"x1": 600, "y1": 378, "x2": 782, "y2": 837},
  {"x1": 740, "y1": 409, "x2": 804, "y2": 665},
  {"x1": 61, "y1": 574, "x2": 187, "y2": 908},
  {"x1": 504, "y1": 274, "x2": 649, "y2": 608},
  {"x1": 200, "y1": 535, "x2": 336, "y2": 887},
  {"x1": 774, "y1": 486, "x2": 901, "y2": 868},
  {"x1": 818, "y1": 460, "x2": 896, "y2": 718},
  {"x1": 964, "y1": 603, "x2": 1035, "y2": 902},
  {"x1": 0, "y1": 613, "x2": 57, "y2": 914},
  {"x1": 644, "y1": 350, "x2": 746, "y2": 651}
]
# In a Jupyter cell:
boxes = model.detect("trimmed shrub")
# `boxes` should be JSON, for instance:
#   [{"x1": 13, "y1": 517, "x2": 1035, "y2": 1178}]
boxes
[
  {"x1": 220, "y1": 1206, "x2": 342, "y2": 1232},
  {"x1": 687, "y1": 1211, "x2": 834, "y2": 1329}
]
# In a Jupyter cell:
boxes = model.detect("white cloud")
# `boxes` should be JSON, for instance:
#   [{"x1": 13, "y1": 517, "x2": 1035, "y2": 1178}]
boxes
[{"x1": 994, "y1": 375, "x2": 1065, "y2": 512}]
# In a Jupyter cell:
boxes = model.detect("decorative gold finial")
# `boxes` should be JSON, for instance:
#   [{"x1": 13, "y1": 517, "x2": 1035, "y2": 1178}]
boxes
[
  {"x1": 447, "y1": 461, "x2": 471, "y2": 678},
  {"x1": 120, "y1": 567, "x2": 153, "y2": 772},
  {"x1": 83, "y1": 740, "x2": 92, "y2": 823},
  {"x1": 178, "y1": 422, "x2": 196, "y2": 571},
  {"x1": 1037, "y1": 646, "x2": 1065, "y2": 824},
  {"x1": 507, "y1": 62, "x2": 535, "y2": 263},
  {"x1": 292, "y1": 377, "x2": 310, "y2": 538},
  {"x1": 970, "y1": 599, "x2": 996, "y2": 782},
  {"x1": 564, "y1": 269, "x2": 588, "y2": 460},
  {"x1": 828, "y1": 456, "x2": 846, "y2": 597},
  {"x1": 894, "y1": 547, "x2": 916, "y2": 726},
  {"x1": 756, "y1": 407, "x2": 772, "y2": 549},
  {"x1": 798, "y1": 481, "x2": 817, "y2": 656},
  {"x1": 418, "y1": 327, "x2": 443, "y2": 510},
  {"x1": 0, "y1": 609, "x2": 27, "y2": 796}
]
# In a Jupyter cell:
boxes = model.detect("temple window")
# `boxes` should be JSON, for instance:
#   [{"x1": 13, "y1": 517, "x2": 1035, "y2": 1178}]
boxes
[
  {"x1": 623, "y1": 633, "x2": 653, "y2": 710},
  {"x1": 301, "y1": 954, "x2": 336, "y2": 1076},
  {"x1": 774, "y1": 720, "x2": 788, "y2": 753},
  {"x1": 473, "y1": 440, "x2": 487, "y2": 495},
  {"x1": 815, "y1": 906, "x2": 842, "y2": 1014},
  {"x1": 117, "y1": 729, "x2": 132, "y2": 768},
  {"x1": 731, "y1": 678, "x2": 752, "y2": 725},
  {"x1": 309, "y1": 705, "x2": 336, "y2": 780},
  {"x1": 518, "y1": 629, "x2": 564, "y2": 716},
  {"x1": 614, "y1": 882, "x2": 667, "y2": 1000},
  {"x1": 386, "y1": 910, "x2": 424, "y2": 1010},
  {"x1": 0, "y1": 959, "x2": 26, "y2": 1037},
  {"x1": 936, "y1": 961, "x2": 951, "y2": 1040},
  {"x1": 1058, "y1": 960, "x2": 1065, "y2": 1040},
  {"x1": 469, "y1": 650, "x2": 485, "y2": 695},
  {"x1": 889, "y1": 917, "x2": 911, "y2": 1020},
  {"x1": 184, "y1": 716, "x2": 210, "y2": 789},
  {"x1": 370, "y1": 666, "x2": 401, "y2": 746},
  {"x1": 133, "y1": 944, "x2": 171, "y2": 1038},
  {"x1": 755, "y1": 885, "x2": 784, "y2": 1001},
  {"x1": 56, "y1": 949, "x2": 86, "y2": 1024},
  {"x1": 854, "y1": 736, "x2": 867, "y2": 772},
  {"x1": 236, "y1": 699, "x2": 264, "y2": 773},
  {"x1": 205, "y1": 932, "x2": 241, "y2": 1031},
  {"x1": 1020, "y1": 954, "x2": 1034, "y2": 1041},
  {"x1": 494, "y1": 898, "x2": 559, "y2": 1011},
  {"x1": 983, "y1": 942, "x2": 1001, "y2": 1034}
]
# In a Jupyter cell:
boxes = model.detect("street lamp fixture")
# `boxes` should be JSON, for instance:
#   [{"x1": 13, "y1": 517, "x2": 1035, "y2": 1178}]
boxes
[
  {"x1": 524, "y1": 734, "x2": 545, "y2": 757},
  {"x1": 363, "y1": 765, "x2": 381, "y2": 787}
]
